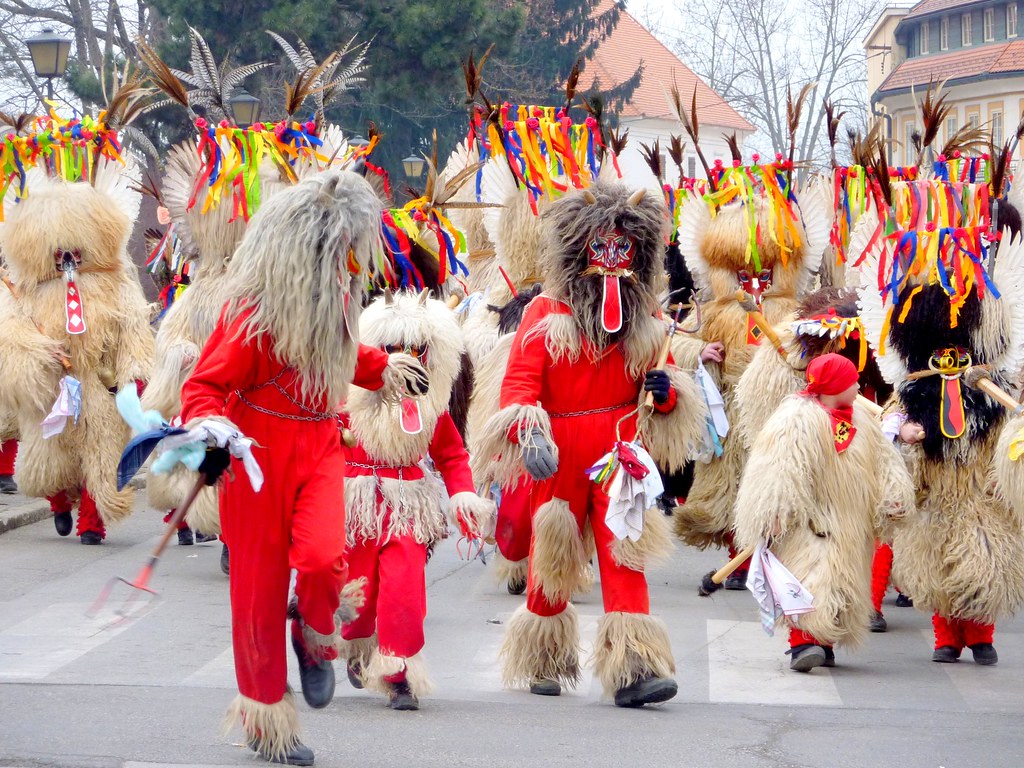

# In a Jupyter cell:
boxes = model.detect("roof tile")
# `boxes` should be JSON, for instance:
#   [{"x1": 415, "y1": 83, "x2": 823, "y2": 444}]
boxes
[{"x1": 877, "y1": 43, "x2": 1021, "y2": 91}]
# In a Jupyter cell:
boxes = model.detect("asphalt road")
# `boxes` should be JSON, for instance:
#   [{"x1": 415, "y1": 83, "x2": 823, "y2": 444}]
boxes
[{"x1": 1, "y1": 497, "x2": 1022, "y2": 768}]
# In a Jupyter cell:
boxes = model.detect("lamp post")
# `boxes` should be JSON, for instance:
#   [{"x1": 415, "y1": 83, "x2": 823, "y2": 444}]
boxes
[
  {"x1": 25, "y1": 28, "x2": 72, "y2": 102},
  {"x1": 402, "y1": 154, "x2": 425, "y2": 179},
  {"x1": 229, "y1": 89, "x2": 261, "y2": 129}
]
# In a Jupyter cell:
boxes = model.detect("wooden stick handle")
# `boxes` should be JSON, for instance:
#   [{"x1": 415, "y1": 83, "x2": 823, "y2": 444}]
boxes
[
  {"x1": 644, "y1": 334, "x2": 673, "y2": 408},
  {"x1": 150, "y1": 475, "x2": 206, "y2": 560},
  {"x1": 974, "y1": 376, "x2": 1024, "y2": 414},
  {"x1": 445, "y1": 294, "x2": 461, "y2": 309},
  {"x1": 734, "y1": 289, "x2": 785, "y2": 356},
  {"x1": 712, "y1": 545, "x2": 756, "y2": 584},
  {"x1": 856, "y1": 395, "x2": 883, "y2": 418}
]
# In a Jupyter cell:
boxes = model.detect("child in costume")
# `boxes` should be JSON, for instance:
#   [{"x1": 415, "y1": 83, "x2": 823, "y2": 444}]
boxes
[
  {"x1": 733, "y1": 353, "x2": 914, "y2": 671},
  {"x1": 339, "y1": 290, "x2": 495, "y2": 711}
]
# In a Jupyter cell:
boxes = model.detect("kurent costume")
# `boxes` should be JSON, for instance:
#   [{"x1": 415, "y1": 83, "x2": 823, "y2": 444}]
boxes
[
  {"x1": 339, "y1": 290, "x2": 495, "y2": 710},
  {"x1": 476, "y1": 181, "x2": 706, "y2": 706},
  {"x1": 178, "y1": 171, "x2": 427, "y2": 765},
  {"x1": 733, "y1": 354, "x2": 914, "y2": 670},
  {"x1": 855, "y1": 166, "x2": 1024, "y2": 666},
  {"x1": 0, "y1": 115, "x2": 153, "y2": 544}
]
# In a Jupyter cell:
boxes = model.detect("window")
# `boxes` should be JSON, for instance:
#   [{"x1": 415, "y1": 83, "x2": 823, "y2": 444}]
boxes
[
  {"x1": 920, "y1": 22, "x2": 930, "y2": 53},
  {"x1": 968, "y1": 112, "x2": 980, "y2": 129},
  {"x1": 941, "y1": 16, "x2": 950, "y2": 49},
  {"x1": 687, "y1": 157, "x2": 697, "y2": 178},
  {"x1": 946, "y1": 114, "x2": 958, "y2": 142},
  {"x1": 984, "y1": 7, "x2": 995, "y2": 41},
  {"x1": 963, "y1": 12, "x2": 973, "y2": 45},
  {"x1": 992, "y1": 111, "x2": 1004, "y2": 145},
  {"x1": 905, "y1": 122, "x2": 917, "y2": 164},
  {"x1": 1009, "y1": 3, "x2": 1018, "y2": 38}
]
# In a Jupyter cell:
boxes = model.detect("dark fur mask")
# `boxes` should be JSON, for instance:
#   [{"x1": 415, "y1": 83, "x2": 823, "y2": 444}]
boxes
[
  {"x1": 489, "y1": 283, "x2": 544, "y2": 335},
  {"x1": 542, "y1": 182, "x2": 667, "y2": 348}
]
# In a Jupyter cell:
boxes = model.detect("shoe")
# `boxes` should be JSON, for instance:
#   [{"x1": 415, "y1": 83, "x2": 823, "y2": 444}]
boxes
[
  {"x1": 613, "y1": 675, "x2": 678, "y2": 708},
  {"x1": 387, "y1": 679, "x2": 419, "y2": 711},
  {"x1": 291, "y1": 622, "x2": 335, "y2": 709},
  {"x1": 346, "y1": 662, "x2": 364, "y2": 689},
  {"x1": 220, "y1": 544, "x2": 230, "y2": 575},
  {"x1": 969, "y1": 643, "x2": 998, "y2": 666},
  {"x1": 80, "y1": 530, "x2": 103, "y2": 545},
  {"x1": 177, "y1": 527, "x2": 194, "y2": 546},
  {"x1": 788, "y1": 644, "x2": 826, "y2": 672},
  {"x1": 248, "y1": 738, "x2": 315, "y2": 766},
  {"x1": 870, "y1": 611, "x2": 888, "y2": 633},
  {"x1": 0, "y1": 474, "x2": 16, "y2": 494},
  {"x1": 529, "y1": 677, "x2": 561, "y2": 696},
  {"x1": 822, "y1": 646, "x2": 836, "y2": 668},
  {"x1": 724, "y1": 571, "x2": 748, "y2": 591},
  {"x1": 932, "y1": 646, "x2": 961, "y2": 663},
  {"x1": 507, "y1": 576, "x2": 526, "y2": 595},
  {"x1": 895, "y1": 593, "x2": 914, "y2": 608},
  {"x1": 194, "y1": 530, "x2": 217, "y2": 544},
  {"x1": 53, "y1": 511, "x2": 73, "y2": 537}
]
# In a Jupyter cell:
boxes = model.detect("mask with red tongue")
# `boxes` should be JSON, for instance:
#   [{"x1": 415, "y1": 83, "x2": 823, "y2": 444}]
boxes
[
  {"x1": 55, "y1": 248, "x2": 86, "y2": 335},
  {"x1": 385, "y1": 342, "x2": 427, "y2": 435},
  {"x1": 737, "y1": 268, "x2": 773, "y2": 306},
  {"x1": 585, "y1": 230, "x2": 637, "y2": 334}
]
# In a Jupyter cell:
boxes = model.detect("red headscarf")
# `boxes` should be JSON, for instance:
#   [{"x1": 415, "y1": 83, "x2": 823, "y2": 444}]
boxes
[{"x1": 802, "y1": 353, "x2": 858, "y2": 453}]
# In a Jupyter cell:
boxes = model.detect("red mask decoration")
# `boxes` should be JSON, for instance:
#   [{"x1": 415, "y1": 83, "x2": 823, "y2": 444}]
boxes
[
  {"x1": 55, "y1": 248, "x2": 85, "y2": 335},
  {"x1": 586, "y1": 231, "x2": 636, "y2": 333},
  {"x1": 737, "y1": 268, "x2": 773, "y2": 306}
]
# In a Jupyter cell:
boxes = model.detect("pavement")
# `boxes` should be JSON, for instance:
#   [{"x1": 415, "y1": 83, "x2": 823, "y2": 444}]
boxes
[{"x1": 1, "y1": 496, "x2": 1023, "y2": 768}]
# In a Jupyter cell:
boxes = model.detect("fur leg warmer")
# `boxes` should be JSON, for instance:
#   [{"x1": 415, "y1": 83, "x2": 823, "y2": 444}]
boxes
[
  {"x1": 612, "y1": 508, "x2": 674, "y2": 572},
  {"x1": 592, "y1": 612, "x2": 675, "y2": 699},
  {"x1": 336, "y1": 577, "x2": 368, "y2": 625},
  {"x1": 532, "y1": 498, "x2": 586, "y2": 605},
  {"x1": 223, "y1": 691, "x2": 300, "y2": 763},
  {"x1": 364, "y1": 651, "x2": 435, "y2": 698},
  {"x1": 493, "y1": 552, "x2": 529, "y2": 586},
  {"x1": 500, "y1": 603, "x2": 581, "y2": 690}
]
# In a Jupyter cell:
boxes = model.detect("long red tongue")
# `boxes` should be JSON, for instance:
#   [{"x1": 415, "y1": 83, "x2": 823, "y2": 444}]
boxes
[
  {"x1": 940, "y1": 377, "x2": 966, "y2": 439},
  {"x1": 65, "y1": 279, "x2": 86, "y2": 335},
  {"x1": 602, "y1": 274, "x2": 622, "y2": 333},
  {"x1": 401, "y1": 397, "x2": 423, "y2": 435}
]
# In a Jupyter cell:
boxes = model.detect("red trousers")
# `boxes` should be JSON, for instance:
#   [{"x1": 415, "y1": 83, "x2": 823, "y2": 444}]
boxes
[
  {"x1": 871, "y1": 542, "x2": 894, "y2": 612},
  {"x1": 789, "y1": 627, "x2": 830, "y2": 649},
  {"x1": 932, "y1": 614, "x2": 994, "y2": 650},
  {"x1": 341, "y1": 530, "x2": 428, "y2": 659},
  {"x1": 162, "y1": 509, "x2": 189, "y2": 531},
  {"x1": 0, "y1": 440, "x2": 16, "y2": 474},
  {"x1": 726, "y1": 531, "x2": 751, "y2": 576},
  {"x1": 49, "y1": 487, "x2": 105, "y2": 537},
  {"x1": 525, "y1": 425, "x2": 650, "y2": 617},
  {"x1": 220, "y1": 417, "x2": 347, "y2": 705},
  {"x1": 495, "y1": 479, "x2": 533, "y2": 563}
]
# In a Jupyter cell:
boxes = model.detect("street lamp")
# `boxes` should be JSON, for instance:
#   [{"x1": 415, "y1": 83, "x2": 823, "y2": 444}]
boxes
[
  {"x1": 229, "y1": 89, "x2": 261, "y2": 129},
  {"x1": 25, "y1": 28, "x2": 71, "y2": 101},
  {"x1": 402, "y1": 154, "x2": 425, "y2": 179}
]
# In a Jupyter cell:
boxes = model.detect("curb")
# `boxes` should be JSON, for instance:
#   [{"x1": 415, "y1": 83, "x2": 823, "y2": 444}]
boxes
[{"x1": 0, "y1": 498, "x2": 51, "y2": 535}]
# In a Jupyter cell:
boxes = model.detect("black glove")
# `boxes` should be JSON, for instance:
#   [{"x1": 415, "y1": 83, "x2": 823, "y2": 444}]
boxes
[
  {"x1": 198, "y1": 446, "x2": 231, "y2": 486},
  {"x1": 644, "y1": 369, "x2": 672, "y2": 404}
]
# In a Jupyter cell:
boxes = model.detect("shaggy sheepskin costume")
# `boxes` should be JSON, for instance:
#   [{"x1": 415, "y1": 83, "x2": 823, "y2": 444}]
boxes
[
  {"x1": 178, "y1": 171, "x2": 426, "y2": 763},
  {"x1": 339, "y1": 290, "x2": 495, "y2": 708},
  {"x1": 856, "y1": 199, "x2": 1024, "y2": 663},
  {"x1": 733, "y1": 355, "x2": 915, "y2": 663},
  {"x1": 670, "y1": 178, "x2": 831, "y2": 556},
  {"x1": 0, "y1": 162, "x2": 153, "y2": 542},
  {"x1": 475, "y1": 181, "x2": 707, "y2": 706}
]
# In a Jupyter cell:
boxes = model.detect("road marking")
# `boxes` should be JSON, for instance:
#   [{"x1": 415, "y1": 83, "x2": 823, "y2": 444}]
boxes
[
  {"x1": 0, "y1": 602, "x2": 133, "y2": 681},
  {"x1": 706, "y1": 619, "x2": 842, "y2": 706}
]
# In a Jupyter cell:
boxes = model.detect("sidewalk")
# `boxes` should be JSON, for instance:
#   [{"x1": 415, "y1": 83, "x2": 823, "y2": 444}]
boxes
[{"x1": 0, "y1": 470, "x2": 147, "y2": 535}]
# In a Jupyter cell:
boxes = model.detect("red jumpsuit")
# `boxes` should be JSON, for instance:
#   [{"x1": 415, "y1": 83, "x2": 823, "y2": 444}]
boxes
[
  {"x1": 501, "y1": 297, "x2": 676, "y2": 618},
  {"x1": 494, "y1": 478, "x2": 533, "y2": 564},
  {"x1": 0, "y1": 440, "x2": 16, "y2": 475},
  {"x1": 180, "y1": 308, "x2": 389, "y2": 707},
  {"x1": 341, "y1": 412, "x2": 474, "y2": 662}
]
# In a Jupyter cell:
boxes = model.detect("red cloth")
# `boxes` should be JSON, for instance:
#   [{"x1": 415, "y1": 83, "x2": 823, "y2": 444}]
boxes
[
  {"x1": 802, "y1": 353, "x2": 859, "y2": 396},
  {"x1": 789, "y1": 627, "x2": 830, "y2": 649},
  {"x1": 163, "y1": 509, "x2": 189, "y2": 532},
  {"x1": 180, "y1": 307, "x2": 389, "y2": 705},
  {"x1": 495, "y1": 478, "x2": 533, "y2": 562},
  {"x1": 0, "y1": 440, "x2": 17, "y2": 475},
  {"x1": 75, "y1": 487, "x2": 105, "y2": 538},
  {"x1": 503, "y1": 296, "x2": 662, "y2": 618},
  {"x1": 871, "y1": 542, "x2": 894, "y2": 613},
  {"x1": 932, "y1": 614, "x2": 994, "y2": 649}
]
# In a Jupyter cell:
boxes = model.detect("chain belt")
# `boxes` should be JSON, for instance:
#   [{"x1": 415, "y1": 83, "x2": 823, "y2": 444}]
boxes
[
  {"x1": 348, "y1": 461, "x2": 409, "y2": 512},
  {"x1": 234, "y1": 369, "x2": 335, "y2": 422},
  {"x1": 549, "y1": 400, "x2": 634, "y2": 419}
]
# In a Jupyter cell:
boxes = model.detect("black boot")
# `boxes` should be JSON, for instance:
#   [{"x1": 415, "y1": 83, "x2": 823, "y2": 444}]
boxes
[
  {"x1": 249, "y1": 738, "x2": 315, "y2": 766},
  {"x1": 53, "y1": 511, "x2": 73, "y2": 537},
  {"x1": 194, "y1": 529, "x2": 217, "y2": 543},
  {"x1": 969, "y1": 643, "x2": 998, "y2": 666},
  {"x1": 291, "y1": 622, "x2": 335, "y2": 709},
  {"x1": 870, "y1": 611, "x2": 888, "y2": 633},
  {"x1": 895, "y1": 592, "x2": 914, "y2": 608},
  {"x1": 613, "y1": 674, "x2": 678, "y2": 708},
  {"x1": 724, "y1": 570, "x2": 748, "y2": 591},
  {"x1": 507, "y1": 575, "x2": 526, "y2": 595},
  {"x1": 822, "y1": 646, "x2": 836, "y2": 668},
  {"x1": 788, "y1": 643, "x2": 826, "y2": 672},
  {"x1": 932, "y1": 646, "x2": 961, "y2": 663},
  {"x1": 220, "y1": 543, "x2": 230, "y2": 575},
  {"x1": 347, "y1": 662, "x2": 364, "y2": 689},
  {"x1": 80, "y1": 530, "x2": 103, "y2": 545},
  {"x1": 387, "y1": 678, "x2": 419, "y2": 711},
  {"x1": 0, "y1": 474, "x2": 17, "y2": 494},
  {"x1": 529, "y1": 677, "x2": 561, "y2": 696},
  {"x1": 177, "y1": 526, "x2": 194, "y2": 546}
]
